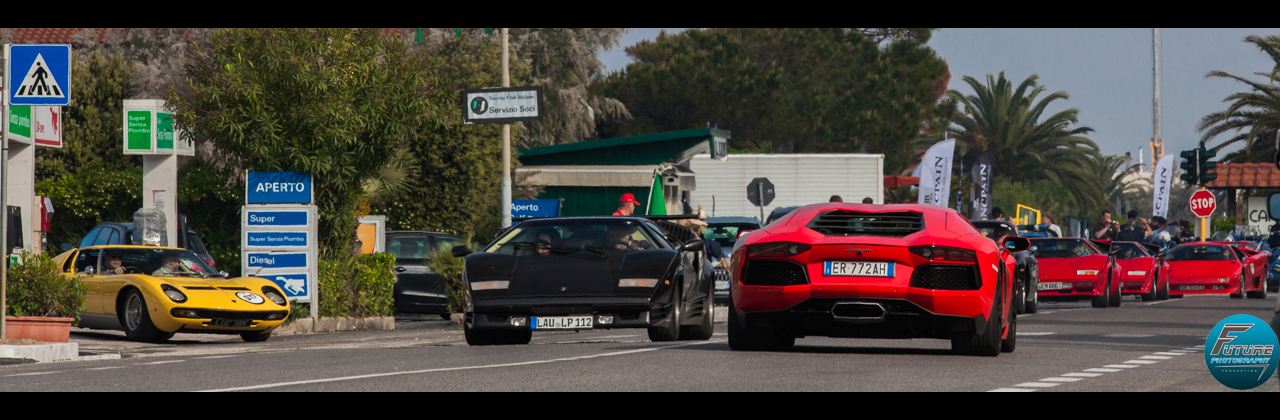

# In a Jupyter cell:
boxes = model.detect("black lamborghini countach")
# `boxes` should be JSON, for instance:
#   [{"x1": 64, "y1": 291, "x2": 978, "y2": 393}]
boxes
[{"x1": 453, "y1": 217, "x2": 716, "y2": 345}]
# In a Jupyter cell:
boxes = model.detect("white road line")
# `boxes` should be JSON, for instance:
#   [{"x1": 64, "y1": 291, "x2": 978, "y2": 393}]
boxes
[
  {"x1": 84, "y1": 366, "x2": 125, "y2": 371},
  {"x1": 1124, "y1": 360, "x2": 1159, "y2": 364},
  {"x1": 1018, "y1": 332, "x2": 1055, "y2": 336},
  {"x1": 1085, "y1": 368, "x2": 1122, "y2": 373},
  {"x1": 140, "y1": 360, "x2": 185, "y2": 365},
  {"x1": 1154, "y1": 352, "x2": 1186, "y2": 356},
  {"x1": 198, "y1": 340, "x2": 722, "y2": 392},
  {"x1": 1103, "y1": 364, "x2": 1139, "y2": 369},
  {"x1": 989, "y1": 388, "x2": 1037, "y2": 392},
  {"x1": 1143, "y1": 299, "x2": 1177, "y2": 305},
  {"x1": 1169, "y1": 349, "x2": 1196, "y2": 353},
  {"x1": 1013, "y1": 382, "x2": 1060, "y2": 388},
  {"x1": 4, "y1": 371, "x2": 62, "y2": 377},
  {"x1": 198, "y1": 355, "x2": 239, "y2": 359},
  {"x1": 1140, "y1": 355, "x2": 1172, "y2": 360},
  {"x1": 1039, "y1": 377, "x2": 1083, "y2": 382},
  {"x1": 1061, "y1": 372, "x2": 1102, "y2": 377},
  {"x1": 1102, "y1": 334, "x2": 1155, "y2": 338}
]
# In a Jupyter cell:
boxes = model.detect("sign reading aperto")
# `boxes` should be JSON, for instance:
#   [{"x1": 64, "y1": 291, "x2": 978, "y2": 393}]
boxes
[{"x1": 246, "y1": 171, "x2": 314, "y2": 205}]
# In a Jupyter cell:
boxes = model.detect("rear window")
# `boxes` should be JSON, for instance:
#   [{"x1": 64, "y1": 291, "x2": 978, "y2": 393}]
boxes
[
  {"x1": 389, "y1": 236, "x2": 430, "y2": 259},
  {"x1": 1165, "y1": 245, "x2": 1235, "y2": 262},
  {"x1": 1113, "y1": 242, "x2": 1147, "y2": 260},
  {"x1": 186, "y1": 232, "x2": 210, "y2": 255},
  {"x1": 1030, "y1": 239, "x2": 1097, "y2": 259}
]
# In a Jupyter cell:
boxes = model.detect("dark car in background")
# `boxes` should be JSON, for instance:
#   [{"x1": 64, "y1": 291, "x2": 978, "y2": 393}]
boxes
[
  {"x1": 387, "y1": 230, "x2": 468, "y2": 318},
  {"x1": 69, "y1": 222, "x2": 217, "y2": 271},
  {"x1": 972, "y1": 219, "x2": 1040, "y2": 314},
  {"x1": 703, "y1": 217, "x2": 760, "y2": 304}
]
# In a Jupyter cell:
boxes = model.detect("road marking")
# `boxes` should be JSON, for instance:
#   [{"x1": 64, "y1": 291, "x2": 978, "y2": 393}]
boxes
[
  {"x1": 1140, "y1": 355, "x2": 1172, "y2": 360},
  {"x1": 1103, "y1": 364, "x2": 1139, "y2": 369},
  {"x1": 4, "y1": 371, "x2": 62, "y2": 377},
  {"x1": 198, "y1": 340, "x2": 722, "y2": 392},
  {"x1": 1085, "y1": 368, "x2": 1122, "y2": 373},
  {"x1": 1102, "y1": 334, "x2": 1155, "y2": 338},
  {"x1": 989, "y1": 388, "x2": 1037, "y2": 392},
  {"x1": 84, "y1": 366, "x2": 125, "y2": 371},
  {"x1": 1124, "y1": 360, "x2": 1159, "y2": 364},
  {"x1": 1013, "y1": 382, "x2": 1060, "y2": 388},
  {"x1": 140, "y1": 360, "x2": 184, "y2": 365},
  {"x1": 594, "y1": 335, "x2": 639, "y2": 339},
  {"x1": 1143, "y1": 299, "x2": 1177, "y2": 305},
  {"x1": 1018, "y1": 332, "x2": 1055, "y2": 336},
  {"x1": 1061, "y1": 372, "x2": 1102, "y2": 377},
  {"x1": 1154, "y1": 352, "x2": 1186, "y2": 356},
  {"x1": 198, "y1": 355, "x2": 239, "y2": 359},
  {"x1": 1039, "y1": 377, "x2": 1083, "y2": 382}
]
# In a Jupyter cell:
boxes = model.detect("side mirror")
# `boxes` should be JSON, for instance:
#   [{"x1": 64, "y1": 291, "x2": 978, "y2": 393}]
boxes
[
  {"x1": 81, "y1": 266, "x2": 95, "y2": 276},
  {"x1": 1028, "y1": 246, "x2": 1038, "y2": 256},
  {"x1": 219, "y1": 271, "x2": 230, "y2": 277},
  {"x1": 61, "y1": 243, "x2": 74, "y2": 252},
  {"x1": 451, "y1": 245, "x2": 473, "y2": 258},
  {"x1": 681, "y1": 240, "x2": 705, "y2": 252},
  {"x1": 1002, "y1": 236, "x2": 1031, "y2": 253}
]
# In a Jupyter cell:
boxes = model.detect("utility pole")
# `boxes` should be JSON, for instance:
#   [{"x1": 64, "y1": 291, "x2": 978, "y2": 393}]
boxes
[
  {"x1": 500, "y1": 28, "x2": 512, "y2": 228},
  {"x1": 1151, "y1": 28, "x2": 1163, "y2": 172}
]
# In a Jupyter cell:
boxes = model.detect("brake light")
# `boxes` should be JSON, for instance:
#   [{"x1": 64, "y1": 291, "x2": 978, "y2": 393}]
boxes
[
  {"x1": 748, "y1": 242, "x2": 811, "y2": 257},
  {"x1": 206, "y1": 259, "x2": 216, "y2": 269},
  {"x1": 909, "y1": 246, "x2": 976, "y2": 263}
]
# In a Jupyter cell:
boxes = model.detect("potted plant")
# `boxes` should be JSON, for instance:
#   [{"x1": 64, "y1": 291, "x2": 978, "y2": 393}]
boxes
[{"x1": 4, "y1": 251, "x2": 87, "y2": 343}]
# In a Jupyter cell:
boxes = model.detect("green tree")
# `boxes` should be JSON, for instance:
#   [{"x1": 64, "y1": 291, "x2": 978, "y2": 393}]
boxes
[
  {"x1": 595, "y1": 28, "x2": 950, "y2": 175},
  {"x1": 36, "y1": 50, "x2": 140, "y2": 180},
  {"x1": 169, "y1": 28, "x2": 445, "y2": 252},
  {"x1": 1196, "y1": 35, "x2": 1280, "y2": 163}
]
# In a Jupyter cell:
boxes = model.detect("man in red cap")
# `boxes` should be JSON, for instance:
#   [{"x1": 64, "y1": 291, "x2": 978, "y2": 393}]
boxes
[{"x1": 613, "y1": 193, "x2": 642, "y2": 216}]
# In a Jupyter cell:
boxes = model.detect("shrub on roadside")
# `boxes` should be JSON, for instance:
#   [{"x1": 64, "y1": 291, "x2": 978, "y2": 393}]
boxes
[
  {"x1": 284, "y1": 299, "x2": 310, "y2": 325},
  {"x1": 4, "y1": 251, "x2": 87, "y2": 322},
  {"x1": 424, "y1": 246, "x2": 466, "y2": 314},
  {"x1": 317, "y1": 252, "x2": 396, "y2": 318}
]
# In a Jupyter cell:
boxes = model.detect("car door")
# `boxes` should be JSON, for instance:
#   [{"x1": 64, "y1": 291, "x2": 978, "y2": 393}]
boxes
[
  {"x1": 387, "y1": 234, "x2": 437, "y2": 312},
  {"x1": 1242, "y1": 248, "x2": 1266, "y2": 290},
  {"x1": 71, "y1": 249, "x2": 104, "y2": 314}
]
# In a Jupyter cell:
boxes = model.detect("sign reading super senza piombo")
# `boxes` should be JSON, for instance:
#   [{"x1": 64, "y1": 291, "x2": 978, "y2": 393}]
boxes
[{"x1": 247, "y1": 171, "x2": 313, "y2": 204}]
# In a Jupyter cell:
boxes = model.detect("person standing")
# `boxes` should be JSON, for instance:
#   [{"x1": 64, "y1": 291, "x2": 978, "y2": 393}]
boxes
[
  {"x1": 830, "y1": 195, "x2": 843, "y2": 203},
  {"x1": 613, "y1": 193, "x2": 642, "y2": 216},
  {"x1": 861, "y1": 197, "x2": 874, "y2": 204},
  {"x1": 1094, "y1": 210, "x2": 1119, "y2": 240},
  {"x1": 1115, "y1": 210, "x2": 1145, "y2": 242},
  {"x1": 1044, "y1": 213, "x2": 1063, "y2": 237}
]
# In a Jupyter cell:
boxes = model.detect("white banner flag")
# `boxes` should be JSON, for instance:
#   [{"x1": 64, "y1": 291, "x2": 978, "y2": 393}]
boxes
[
  {"x1": 1151, "y1": 154, "x2": 1175, "y2": 218},
  {"x1": 918, "y1": 139, "x2": 956, "y2": 207}
]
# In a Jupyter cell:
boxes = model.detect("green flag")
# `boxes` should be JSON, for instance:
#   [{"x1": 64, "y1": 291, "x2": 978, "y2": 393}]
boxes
[{"x1": 647, "y1": 171, "x2": 667, "y2": 215}]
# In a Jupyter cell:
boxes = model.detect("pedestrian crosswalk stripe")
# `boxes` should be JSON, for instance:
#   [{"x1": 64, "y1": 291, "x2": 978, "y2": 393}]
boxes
[
  {"x1": 1039, "y1": 377, "x2": 1083, "y2": 382},
  {"x1": 13, "y1": 54, "x2": 65, "y2": 99},
  {"x1": 1124, "y1": 360, "x2": 1159, "y2": 364},
  {"x1": 1062, "y1": 372, "x2": 1103, "y2": 377},
  {"x1": 1141, "y1": 355, "x2": 1172, "y2": 360},
  {"x1": 989, "y1": 388, "x2": 1037, "y2": 392},
  {"x1": 1085, "y1": 368, "x2": 1122, "y2": 373},
  {"x1": 1013, "y1": 382, "x2": 1061, "y2": 388},
  {"x1": 1103, "y1": 364, "x2": 1139, "y2": 368},
  {"x1": 1154, "y1": 352, "x2": 1186, "y2": 356}
]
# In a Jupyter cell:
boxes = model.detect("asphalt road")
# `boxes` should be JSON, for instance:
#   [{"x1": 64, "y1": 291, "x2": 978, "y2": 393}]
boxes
[{"x1": 1, "y1": 294, "x2": 1277, "y2": 392}]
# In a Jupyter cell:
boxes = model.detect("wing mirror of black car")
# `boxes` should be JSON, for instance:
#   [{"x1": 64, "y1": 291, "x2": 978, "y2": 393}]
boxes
[
  {"x1": 61, "y1": 242, "x2": 74, "y2": 252},
  {"x1": 1028, "y1": 246, "x2": 1038, "y2": 256},
  {"x1": 451, "y1": 245, "x2": 473, "y2": 258},
  {"x1": 1001, "y1": 236, "x2": 1031, "y2": 253},
  {"x1": 681, "y1": 240, "x2": 705, "y2": 252}
]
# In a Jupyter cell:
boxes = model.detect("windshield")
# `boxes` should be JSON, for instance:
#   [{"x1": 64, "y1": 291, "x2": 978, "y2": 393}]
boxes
[
  {"x1": 972, "y1": 222, "x2": 1017, "y2": 242},
  {"x1": 486, "y1": 219, "x2": 661, "y2": 256},
  {"x1": 703, "y1": 224, "x2": 755, "y2": 249},
  {"x1": 1164, "y1": 244, "x2": 1236, "y2": 262},
  {"x1": 1113, "y1": 242, "x2": 1147, "y2": 260},
  {"x1": 1030, "y1": 239, "x2": 1096, "y2": 259},
  {"x1": 99, "y1": 247, "x2": 217, "y2": 276}
]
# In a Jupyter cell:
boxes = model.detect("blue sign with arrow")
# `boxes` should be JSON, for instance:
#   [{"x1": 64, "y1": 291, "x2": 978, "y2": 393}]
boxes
[{"x1": 6, "y1": 44, "x2": 72, "y2": 106}]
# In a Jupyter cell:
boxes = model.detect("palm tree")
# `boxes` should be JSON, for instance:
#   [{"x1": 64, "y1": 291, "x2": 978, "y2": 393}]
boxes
[
  {"x1": 944, "y1": 72, "x2": 1102, "y2": 211},
  {"x1": 1196, "y1": 35, "x2": 1280, "y2": 162}
]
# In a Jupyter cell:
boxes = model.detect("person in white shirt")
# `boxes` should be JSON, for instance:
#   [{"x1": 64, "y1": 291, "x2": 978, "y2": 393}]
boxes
[{"x1": 1044, "y1": 213, "x2": 1063, "y2": 237}]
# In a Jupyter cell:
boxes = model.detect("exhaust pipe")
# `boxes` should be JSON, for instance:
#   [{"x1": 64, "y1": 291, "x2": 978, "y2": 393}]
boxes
[{"x1": 831, "y1": 302, "x2": 886, "y2": 323}]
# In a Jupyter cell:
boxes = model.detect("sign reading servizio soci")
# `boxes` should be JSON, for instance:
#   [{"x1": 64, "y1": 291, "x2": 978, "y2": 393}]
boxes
[{"x1": 462, "y1": 86, "x2": 544, "y2": 124}]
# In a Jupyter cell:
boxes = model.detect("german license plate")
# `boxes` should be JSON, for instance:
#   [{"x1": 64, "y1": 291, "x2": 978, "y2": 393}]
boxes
[
  {"x1": 1181, "y1": 285, "x2": 1206, "y2": 291},
  {"x1": 209, "y1": 319, "x2": 251, "y2": 328},
  {"x1": 824, "y1": 261, "x2": 894, "y2": 277},
  {"x1": 1038, "y1": 282, "x2": 1067, "y2": 291},
  {"x1": 532, "y1": 316, "x2": 593, "y2": 330}
]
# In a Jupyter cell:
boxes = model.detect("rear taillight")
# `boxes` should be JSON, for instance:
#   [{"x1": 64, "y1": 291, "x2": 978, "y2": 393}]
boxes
[
  {"x1": 747, "y1": 242, "x2": 811, "y2": 257},
  {"x1": 909, "y1": 246, "x2": 977, "y2": 263},
  {"x1": 206, "y1": 259, "x2": 216, "y2": 269}
]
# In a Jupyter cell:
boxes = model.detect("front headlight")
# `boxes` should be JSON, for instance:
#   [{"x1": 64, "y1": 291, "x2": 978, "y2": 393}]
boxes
[
  {"x1": 1219, "y1": 277, "x2": 1231, "y2": 283},
  {"x1": 471, "y1": 281, "x2": 510, "y2": 291},
  {"x1": 261, "y1": 287, "x2": 287, "y2": 306},
  {"x1": 1126, "y1": 271, "x2": 1147, "y2": 277},
  {"x1": 1076, "y1": 270, "x2": 1100, "y2": 276},
  {"x1": 161, "y1": 284, "x2": 187, "y2": 303}
]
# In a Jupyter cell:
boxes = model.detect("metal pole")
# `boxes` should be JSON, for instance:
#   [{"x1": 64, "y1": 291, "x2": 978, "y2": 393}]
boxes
[
  {"x1": 1153, "y1": 28, "x2": 1162, "y2": 171},
  {"x1": 757, "y1": 183, "x2": 765, "y2": 223},
  {"x1": 500, "y1": 28, "x2": 512, "y2": 228},
  {"x1": 1, "y1": 47, "x2": 7, "y2": 339}
]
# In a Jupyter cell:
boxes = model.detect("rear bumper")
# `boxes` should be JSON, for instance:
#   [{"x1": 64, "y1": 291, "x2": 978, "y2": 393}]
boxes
[
  {"x1": 736, "y1": 297, "x2": 988, "y2": 340},
  {"x1": 1169, "y1": 277, "x2": 1239, "y2": 295},
  {"x1": 1120, "y1": 276, "x2": 1153, "y2": 294},
  {"x1": 469, "y1": 296, "x2": 658, "y2": 331},
  {"x1": 734, "y1": 283, "x2": 992, "y2": 319},
  {"x1": 1036, "y1": 280, "x2": 1104, "y2": 297}
]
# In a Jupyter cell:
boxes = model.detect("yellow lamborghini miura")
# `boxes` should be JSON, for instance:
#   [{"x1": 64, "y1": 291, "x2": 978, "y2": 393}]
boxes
[{"x1": 53, "y1": 245, "x2": 290, "y2": 342}]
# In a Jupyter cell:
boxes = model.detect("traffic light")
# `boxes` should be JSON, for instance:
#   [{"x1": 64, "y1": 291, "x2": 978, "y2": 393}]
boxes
[
  {"x1": 1199, "y1": 146, "x2": 1218, "y2": 185},
  {"x1": 1179, "y1": 149, "x2": 1199, "y2": 184}
]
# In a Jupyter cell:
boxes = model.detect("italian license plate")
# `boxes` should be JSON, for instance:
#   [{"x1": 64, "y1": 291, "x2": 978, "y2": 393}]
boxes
[
  {"x1": 1181, "y1": 285, "x2": 1206, "y2": 291},
  {"x1": 532, "y1": 316, "x2": 593, "y2": 330},
  {"x1": 208, "y1": 319, "x2": 251, "y2": 328},
  {"x1": 824, "y1": 261, "x2": 894, "y2": 277},
  {"x1": 1038, "y1": 282, "x2": 1067, "y2": 291},
  {"x1": 715, "y1": 280, "x2": 729, "y2": 291}
]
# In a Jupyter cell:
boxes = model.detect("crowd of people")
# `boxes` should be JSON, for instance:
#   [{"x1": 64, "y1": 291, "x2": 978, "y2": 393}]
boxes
[{"x1": 1092, "y1": 209, "x2": 1195, "y2": 248}]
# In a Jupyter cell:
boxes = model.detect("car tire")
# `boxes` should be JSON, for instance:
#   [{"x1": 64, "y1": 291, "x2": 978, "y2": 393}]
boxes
[
  {"x1": 1109, "y1": 278, "x2": 1122, "y2": 307},
  {"x1": 1091, "y1": 279, "x2": 1109, "y2": 308},
  {"x1": 727, "y1": 294, "x2": 792, "y2": 351},
  {"x1": 1001, "y1": 310, "x2": 1017, "y2": 353},
  {"x1": 1248, "y1": 277, "x2": 1267, "y2": 299},
  {"x1": 1231, "y1": 275, "x2": 1245, "y2": 299},
  {"x1": 154, "y1": 331, "x2": 175, "y2": 342},
  {"x1": 953, "y1": 295, "x2": 1001, "y2": 357},
  {"x1": 680, "y1": 297, "x2": 714, "y2": 341},
  {"x1": 1014, "y1": 276, "x2": 1026, "y2": 315},
  {"x1": 464, "y1": 314, "x2": 492, "y2": 346},
  {"x1": 648, "y1": 282, "x2": 682, "y2": 342},
  {"x1": 121, "y1": 289, "x2": 163, "y2": 342},
  {"x1": 439, "y1": 313, "x2": 452, "y2": 320},
  {"x1": 1156, "y1": 274, "x2": 1170, "y2": 300},
  {"x1": 1025, "y1": 276, "x2": 1039, "y2": 314},
  {"x1": 241, "y1": 331, "x2": 272, "y2": 342}
]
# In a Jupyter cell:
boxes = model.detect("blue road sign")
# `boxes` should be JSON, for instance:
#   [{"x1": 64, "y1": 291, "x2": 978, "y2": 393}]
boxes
[
  {"x1": 246, "y1": 211, "x2": 308, "y2": 226},
  {"x1": 268, "y1": 273, "x2": 309, "y2": 297},
  {"x1": 7, "y1": 44, "x2": 72, "y2": 106},
  {"x1": 246, "y1": 171, "x2": 313, "y2": 204},
  {"x1": 246, "y1": 252, "x2": 307, "y2": 269},
  {"x1": 512, "y1": 199, "x2": 561, "y2": 218},
  {"x1": 247, "y1": 232, "x2": 308, "y2": 247}
]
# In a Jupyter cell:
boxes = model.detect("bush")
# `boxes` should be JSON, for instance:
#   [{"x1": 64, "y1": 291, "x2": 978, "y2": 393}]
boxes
[
  {"x1": 5, "y1": 251, "x2": 87, "y2": 322},
  {"x1": 424, "y1": 246, "x2": 466, "y2": 314},
  {"x1": 284, "y1": 299, "x2": 310, "y2": 325},
  {"x1": 317, "y1": 252, "x2": 396, "y2": 318}
]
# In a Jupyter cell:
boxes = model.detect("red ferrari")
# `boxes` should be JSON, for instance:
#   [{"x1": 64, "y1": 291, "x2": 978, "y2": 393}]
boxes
[
  {"x1": 1166, "y1": 242, "x2": 1268, "y2": 299},
  {"x1": 1027, "y1": 238, "x2": 1121, "y2": 308},
  {"x1": 1093, "y1": 240, "x2": 1169, "y2": 301},
  {"x1": 727, "y1": 203, "x2": 1028, "y2": 356}
]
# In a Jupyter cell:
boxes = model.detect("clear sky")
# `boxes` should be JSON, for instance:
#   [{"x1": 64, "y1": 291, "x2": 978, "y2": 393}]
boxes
[{"x1": 598, "y1": 28, "x2": 1280, "y2": 162}]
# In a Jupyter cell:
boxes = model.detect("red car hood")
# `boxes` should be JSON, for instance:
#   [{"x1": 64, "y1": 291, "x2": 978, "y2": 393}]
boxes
[
  {"x1": 1168, "y1": 260, "x2": 1239, "y2": 277},
  {"x1": 1119, "y1": 257, "x2": 1155, "y2": 272}
]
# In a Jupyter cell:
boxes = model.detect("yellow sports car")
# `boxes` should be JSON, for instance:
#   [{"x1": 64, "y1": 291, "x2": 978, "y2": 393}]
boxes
[{"x1": 53, "y1": 245, "x2": 291, "y2": 342}]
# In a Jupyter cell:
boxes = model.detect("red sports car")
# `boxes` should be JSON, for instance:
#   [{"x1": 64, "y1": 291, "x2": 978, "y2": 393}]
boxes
[
  {"x1": 1166, "y1": 242, "x2": 1268, "y2": 299},
  {"x1": 1093, "y1": 240, "x2": 1169, "y2": 301},
  {"x1": 727, "y1": 203, "x2": 1027, "y2": 356},
  {"x1": 1028, "y1": 238, "x2": 1121, "y2": 308}
]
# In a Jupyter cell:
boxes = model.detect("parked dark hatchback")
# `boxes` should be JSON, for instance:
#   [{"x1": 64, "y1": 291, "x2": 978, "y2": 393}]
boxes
[{"x1": 387, "y1": 230, "x2": 468, "y2": 318}]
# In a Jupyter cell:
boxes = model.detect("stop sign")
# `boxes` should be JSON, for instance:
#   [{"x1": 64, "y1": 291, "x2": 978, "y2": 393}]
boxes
[{"x1": 1190, "y1": 189, "x2": 1216, "y2": 218}]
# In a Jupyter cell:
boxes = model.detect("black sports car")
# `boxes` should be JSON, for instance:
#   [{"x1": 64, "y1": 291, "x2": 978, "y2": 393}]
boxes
[
  {"x1": 971, "y1": 219, "x2": 1040, "y2": 314},
  {"x1": 454, "y1": 216, "x2": 716, "y2": 345}
]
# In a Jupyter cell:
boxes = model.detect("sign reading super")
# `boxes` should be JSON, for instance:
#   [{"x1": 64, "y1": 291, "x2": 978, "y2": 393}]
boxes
[{"x1": 247, "y1": 171, "x2": 313, "y2": 204}]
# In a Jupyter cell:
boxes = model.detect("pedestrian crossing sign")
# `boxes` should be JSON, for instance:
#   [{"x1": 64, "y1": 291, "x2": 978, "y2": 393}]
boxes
[{"x1": 5, "y1": 44, "x2": 71, "y2": 106}]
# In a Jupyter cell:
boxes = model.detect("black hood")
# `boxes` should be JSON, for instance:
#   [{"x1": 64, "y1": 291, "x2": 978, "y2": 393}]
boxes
[{"x1": 469, "y1": 249, "x2": 678, "y2": 298}]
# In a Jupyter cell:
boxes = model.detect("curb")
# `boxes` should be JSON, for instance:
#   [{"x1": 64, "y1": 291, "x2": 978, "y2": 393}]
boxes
[
  {"x1": 0, "y1": 343, "x2": 80, "y2": 363},
  {"x1": 274, "y1": 316, "x2": 396, "y2": 335}
]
